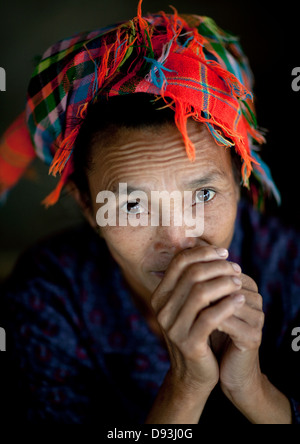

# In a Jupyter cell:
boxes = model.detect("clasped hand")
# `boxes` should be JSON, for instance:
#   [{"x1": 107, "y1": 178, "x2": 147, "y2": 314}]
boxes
[{"x1": 150, "y1": 245, "x2": 265, "y2": 400}]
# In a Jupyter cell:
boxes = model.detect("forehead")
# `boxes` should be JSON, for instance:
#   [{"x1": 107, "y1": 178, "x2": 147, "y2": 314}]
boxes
[{"x1": 89, "y1": 120, "x2": 233, "y2": 189}]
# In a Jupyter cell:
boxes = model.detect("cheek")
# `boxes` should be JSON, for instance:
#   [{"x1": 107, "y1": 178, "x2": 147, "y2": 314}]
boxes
[
  {"x1": 100, "y1": 225, "x2": 150, "y2": 267},
  {"x1": 203, "y1": 195, "x2": 238, "y2": 246}
]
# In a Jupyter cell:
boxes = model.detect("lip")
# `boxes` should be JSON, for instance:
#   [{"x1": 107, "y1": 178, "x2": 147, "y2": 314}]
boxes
[{"x1": 150, "y1": 271, "x2": 166, "y2": 278}]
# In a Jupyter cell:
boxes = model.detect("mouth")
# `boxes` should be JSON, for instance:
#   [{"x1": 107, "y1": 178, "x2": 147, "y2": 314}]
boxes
[{"x1": 150, "y1": 271, "x2": 166, "y2": 278}]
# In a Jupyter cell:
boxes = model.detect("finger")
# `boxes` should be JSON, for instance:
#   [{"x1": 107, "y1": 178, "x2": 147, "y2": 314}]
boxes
[
  {"x1": 233, "y1": 301, "x2": 265, "y2": 329},
  {"x1": 157, "y1": 275, "x2": 243, "y2": 332},
  {"x1": 156, "y1": 245, "x2": 229, "y2": 295},
  {"x1": 155, "y1": 259, "x2": 242, "y2": 320},
  {"x1": 232, "y1": 288, "x2": 263, "y2": 314},
  {"x1": 176, "y1": 294, "x2": 245, "y2": 345},
  {"x1": 217, "y1": 316, "x2": 262, "y2": 351}
]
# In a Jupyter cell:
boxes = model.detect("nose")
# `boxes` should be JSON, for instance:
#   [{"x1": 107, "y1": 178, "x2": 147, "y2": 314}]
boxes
[
  {"x1": 153, "y1": 223, "x2": 200, "y2": 255},
  {"x1": 150, "y1": 194, "x2": 207, "y2": 255}
]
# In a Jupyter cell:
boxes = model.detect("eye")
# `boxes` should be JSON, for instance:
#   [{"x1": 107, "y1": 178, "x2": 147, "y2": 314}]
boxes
[
  {"x1": 121, "y1": 200, "x2": 145, "y2": 215},
  {"x1": 194, "y1": 189, "x2": 216, "y2": 204}
]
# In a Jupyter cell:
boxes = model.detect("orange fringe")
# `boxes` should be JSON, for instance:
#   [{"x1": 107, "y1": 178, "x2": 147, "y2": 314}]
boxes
[
  {"x1": 157, "y1": 89, "x2": 259, "y2": 186},
  {"x1": 47, "y1": 21, "x2": 138, "y2": 189},
  {"x1": 48, "y1": 126, "x2": 80, "y2": 177},
  {"x1": 42, "y1": 158, "x2": 74, "y2": 208}
]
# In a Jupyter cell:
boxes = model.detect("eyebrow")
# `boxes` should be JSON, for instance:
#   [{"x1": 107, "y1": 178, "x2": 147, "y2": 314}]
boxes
[
  {"x1": 108, "y1": 184, "x2": 152, "y2": 196},
  {"x1": 183, "y1": 170, "x2": 227, "y2": 188},
  {"x1": 108, "y1": 171, "x2": 227, "y2": 196}
]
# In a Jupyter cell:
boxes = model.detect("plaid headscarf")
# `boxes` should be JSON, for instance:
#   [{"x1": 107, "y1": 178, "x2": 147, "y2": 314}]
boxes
[{"x1": 0, "y1": 0, "x2": 280, "y2": 208}]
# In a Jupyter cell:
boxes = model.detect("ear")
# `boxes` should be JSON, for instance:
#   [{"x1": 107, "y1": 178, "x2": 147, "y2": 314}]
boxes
[{"x1": 65, "y1": 180, "x2": 98, "y2": 230}]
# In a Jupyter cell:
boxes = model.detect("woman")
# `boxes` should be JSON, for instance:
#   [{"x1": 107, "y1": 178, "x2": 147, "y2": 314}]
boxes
[{"x1": 0, "y1": 1, "x2": 299, "y2": 424}]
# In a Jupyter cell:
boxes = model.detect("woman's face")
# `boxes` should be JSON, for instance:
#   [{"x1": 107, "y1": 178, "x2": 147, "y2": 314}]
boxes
[{"x1": 86, "y1": 120, "x2": 240, "y2": 300}]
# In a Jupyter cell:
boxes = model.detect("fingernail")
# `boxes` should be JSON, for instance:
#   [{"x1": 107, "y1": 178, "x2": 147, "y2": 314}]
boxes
[
  {"x1": 231, "y1": 262, "x2": 241, "y2": 273},
  {"x1": 232, "y1": 277, "x2": 242, "y2": 286},
  {"x1": 233, "y1": 294, "x2": 245, "y2": 304},
  {"x1": 216, "y1": 248, "x2": 228, "y2": 257}
]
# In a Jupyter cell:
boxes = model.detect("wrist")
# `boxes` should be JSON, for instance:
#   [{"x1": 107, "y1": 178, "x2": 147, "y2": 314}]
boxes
[
  {"x1": 223, "y1": 373, "x2": 292, "y2": 424},
  {"x1": 221, "y1": 371, "x2": 265, "y2": 407},
  {"x1": 166, "y1": 368, "x2": 216, "y2": 402},
  {"x1": 145, "y1": 369, "x2": 214, "y2": 424}
]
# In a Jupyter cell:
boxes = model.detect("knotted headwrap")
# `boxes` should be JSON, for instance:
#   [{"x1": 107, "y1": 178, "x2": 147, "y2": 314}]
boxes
[{"x1": 0, "y1": 0, "x2": 280, "y2": 208}]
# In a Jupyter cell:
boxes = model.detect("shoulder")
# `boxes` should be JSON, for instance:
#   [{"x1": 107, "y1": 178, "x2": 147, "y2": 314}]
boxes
[
  {"x1": 6, "y1": 222, "x2": 110, "y2": 278},
  {"x1": 0, "y1": 223, "x2": 123, "y2": 362},
  {"x1": 0, "y1": 222, "x2": 114, "y2": 308},
  {"x1": 236, "y1": 199, "x2": 300, "y2": 316},
  {"x1": 237, "y1": 198, "x2": 300, "y2": 264}
]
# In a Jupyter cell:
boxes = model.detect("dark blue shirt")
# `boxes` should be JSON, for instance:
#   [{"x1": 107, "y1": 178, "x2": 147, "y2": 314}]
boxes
[{"x1": 1, "y1": 200, "x2": 300, "y2": 424}]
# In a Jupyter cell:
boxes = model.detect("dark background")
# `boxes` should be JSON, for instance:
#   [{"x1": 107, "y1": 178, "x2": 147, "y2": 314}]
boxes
[{"x1": 0, "y1": 0, "x2": 299, "y2": 283}]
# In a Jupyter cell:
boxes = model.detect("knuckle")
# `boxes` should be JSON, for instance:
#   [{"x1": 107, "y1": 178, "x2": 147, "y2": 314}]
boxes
[
  {"x1": 178, "y1": 340, "x2": 192, "y2": 358},
  {"x1": 151, "y1": 290, "x2": 171, "y2": 313},
  {"x1": 256, "y1": 293, "x2": 263, "y2": 309},
  {"x1": 252, "y1": 332, "x2": 262, "y2": 347},
  {"x1": 256, "y1": 311, "x2": 265, "y2": 328},
  {"x1": 173, "y1": 249, "x2": 190, "y2": 268},
  {"x1": 156, "y1": 307, "x2": 168, "y2": 327},
  {"x1": 150, "y1": 296, "x2": 157, "y2": 312},
  {"x1": 184, "y1": 263, "x2": 205, "y2": 283},
  {"x1": 175, "y1": 336, "x2": 188, "y2": 351},
  {"x1": 167, "y1": 325, "x2": 181, "y2": 344},
  {"x1": 248, "y1": 330, "x2": 262, "y2": 348},
  {"x1": 190, "y1": 282, "x2": 208, "y2": 306},
  {"x1": 180, "y1": 263, "x2": 198, "y2": 283},
  {"x1": 200, "y1": 246, "x2": 216, "y2": 261},
  {"x1": 186, "y1": 343, "x2": 204, "y2": 359},
  {"x1": 150, "y1": 292, "x2": 160, "y2": 312},
  {"x1": 199, "y1": 311, "x2": 214, "y2": 330}
]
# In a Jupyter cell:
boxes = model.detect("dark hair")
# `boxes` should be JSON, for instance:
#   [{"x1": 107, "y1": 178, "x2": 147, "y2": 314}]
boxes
[{"x1": 69, "y1": 93, "x2": 242, "y2": 207}]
